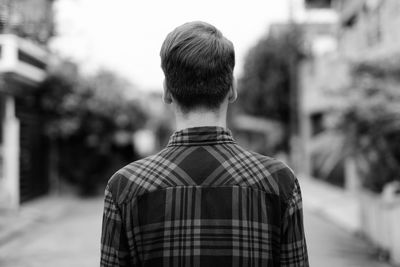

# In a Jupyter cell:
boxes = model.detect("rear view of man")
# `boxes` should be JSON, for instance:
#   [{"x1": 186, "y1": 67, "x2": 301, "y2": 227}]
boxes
[{"x1": 101, "y1": 21, "x2": 309, "y2": 267}]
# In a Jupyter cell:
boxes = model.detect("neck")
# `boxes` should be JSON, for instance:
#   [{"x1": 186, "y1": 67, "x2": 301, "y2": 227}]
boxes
[{"x1": 174, "y1": 107, "x2": 227, "y2": 131}]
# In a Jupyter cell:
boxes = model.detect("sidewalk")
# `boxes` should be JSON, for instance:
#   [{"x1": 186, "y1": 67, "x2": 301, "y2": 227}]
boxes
[
  {"x1": 0, "y1": 194, "x2": 78, "y2": 246},
  {"x1": 299, "y1": 175, "x2": 361, "y2": 233},
  {"x1": 299, "y1": 176, "x2": 394, "y2": 266}
]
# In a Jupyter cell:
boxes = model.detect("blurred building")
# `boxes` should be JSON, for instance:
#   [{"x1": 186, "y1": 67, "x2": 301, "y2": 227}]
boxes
[
  {"x1": 295, "y1": 0, "x2": 344, "y2": 180},
  {"x1": 268, "y1": 0, "x2": 342, "y2": 177},
  {"x1": 337, "y1": 0, "x2": 400, "y2": 60},
  {"x1": 0, "y1": 0, "x2": 53, "y2": 209},
  {"x1": 294, "y1": 0, "x2": 400, "y2": 188},
  {"x1": 336, "y1": 1, "x2": 400, "y2": 262}
]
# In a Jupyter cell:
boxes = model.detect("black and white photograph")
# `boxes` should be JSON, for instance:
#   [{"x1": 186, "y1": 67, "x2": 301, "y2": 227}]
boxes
[{"x1": 0, "y1": 0, "x2": 400, "y2": 266}]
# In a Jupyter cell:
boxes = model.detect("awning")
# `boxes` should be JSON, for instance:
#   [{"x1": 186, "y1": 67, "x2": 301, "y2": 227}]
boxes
[{"x1": 0, "y1": 34, "x2": 48, "y2": 85}]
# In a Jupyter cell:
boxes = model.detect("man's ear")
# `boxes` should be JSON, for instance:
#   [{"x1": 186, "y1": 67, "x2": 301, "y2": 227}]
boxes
[
  {"x1": 162, "y1": 79, "x2": 173, "y2": 104},
  {"x1": 228, "y1": 81, "x2": 238, "y2": 103}
]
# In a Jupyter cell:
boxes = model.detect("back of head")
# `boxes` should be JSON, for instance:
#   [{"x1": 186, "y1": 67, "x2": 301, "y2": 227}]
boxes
[{"x1": 160, "y1": 21, "x2": 235, "y2": 112}]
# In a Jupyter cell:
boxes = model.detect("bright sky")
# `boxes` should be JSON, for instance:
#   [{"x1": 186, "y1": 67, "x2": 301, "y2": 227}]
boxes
[{"x1": 50, "y1": 0, "x2": 292, "y2": 92}]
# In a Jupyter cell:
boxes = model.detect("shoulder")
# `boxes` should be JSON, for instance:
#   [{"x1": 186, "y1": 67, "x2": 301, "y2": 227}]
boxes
[
  {"x1": 238, "y1": 147, "x2": 298, "y2": 200},
  {"x1": 261, "y1": 156, "x2": 298, "y2": 201},
  {"x1": 105, "y1": 149, "x2": 169, "y2": 205}
]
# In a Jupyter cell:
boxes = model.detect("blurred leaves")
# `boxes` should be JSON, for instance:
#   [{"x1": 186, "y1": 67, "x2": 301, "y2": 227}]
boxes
[
  {"x1": 39, "y1": 61, "x2": 146, "y2": 140},
  {"x1": 313, "y1": 58, "x2": 400, "y2": 192},
  {"x1": 38, "y1": 60, "x2": 147, "y2": 195},
  {"x1": 236, "y1": 25, "x2": 304, "y2": 152}
]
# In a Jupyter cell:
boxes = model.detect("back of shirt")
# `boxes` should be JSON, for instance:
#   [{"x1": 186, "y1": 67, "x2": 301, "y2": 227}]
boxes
[{"x1": 101, "y1": 127, "x2": 308, "y2": 267}]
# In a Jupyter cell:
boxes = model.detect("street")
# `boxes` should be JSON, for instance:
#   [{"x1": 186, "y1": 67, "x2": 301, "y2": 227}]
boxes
[
  {"x1": 0, "y1": 197, "x2": 391, "y2": 267},
  {"x1": 0, "y1": 198, "x2": 102, "y2": 267}
]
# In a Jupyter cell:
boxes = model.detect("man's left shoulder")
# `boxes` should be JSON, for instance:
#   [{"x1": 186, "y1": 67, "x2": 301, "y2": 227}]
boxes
[
  {"x1": 247, "y1": 151, "x2": 298, "y2": 199},
  {"x1": 249, "y1": 151, "x2": 291, "y2": 173}
]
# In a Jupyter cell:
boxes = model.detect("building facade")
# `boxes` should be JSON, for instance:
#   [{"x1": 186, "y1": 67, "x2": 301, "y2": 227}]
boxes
[
  {"x1": 296, "y1": 0, "x2": 400, "y2": 188},
  {"x1": 338, "y1": 0, "x2": 400, "y2": 60},
  {"x1": 268, "y1": 0, "x2": 341, "y2": 176},
  {"x1": 0, "y1": 0, "x2": 53, "y2": 209}
]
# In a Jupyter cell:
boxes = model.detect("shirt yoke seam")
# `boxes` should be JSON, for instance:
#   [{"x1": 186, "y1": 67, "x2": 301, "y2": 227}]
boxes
[{"x1": 118, "y1": 184, "x2": 281, "y2": 207}]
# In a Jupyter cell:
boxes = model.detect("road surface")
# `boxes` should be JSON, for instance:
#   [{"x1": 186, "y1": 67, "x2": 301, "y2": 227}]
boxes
[{"x1": 0, "y1": 197, "x2": 391, "y2": 267}]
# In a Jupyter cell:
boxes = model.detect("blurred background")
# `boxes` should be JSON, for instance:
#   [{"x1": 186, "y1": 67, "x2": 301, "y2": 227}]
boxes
[{"x1": 1, "y1": 0, "x2": 400, "y2": 266}]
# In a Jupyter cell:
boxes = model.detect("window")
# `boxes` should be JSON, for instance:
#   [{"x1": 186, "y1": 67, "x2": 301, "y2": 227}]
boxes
[
  {"x1": 311, "y1": 112, "x2": 325, "y2": 136},
  {"x1": 305, "y1": 0, "x2": 332, "y2": 9},
  {"x1": 343, "y1": 13, "x2": 358, "y2": 28},
  {"x1": 17, "y1": 49, "x2": 47, "y2": 70}
]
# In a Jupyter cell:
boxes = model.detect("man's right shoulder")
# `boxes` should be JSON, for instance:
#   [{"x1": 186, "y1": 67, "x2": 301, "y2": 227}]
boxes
[{"x1": 105, "y1": 149, "x2": 169, "y2": 205}]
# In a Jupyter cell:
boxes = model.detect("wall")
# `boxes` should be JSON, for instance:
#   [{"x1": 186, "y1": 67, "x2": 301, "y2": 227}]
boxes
[
  {"x1": 0, "y1": 0, "x2": 54, "y2": 44},
  {"x1": 339, "y1": 0, "x2": 400, "y2": 59}
]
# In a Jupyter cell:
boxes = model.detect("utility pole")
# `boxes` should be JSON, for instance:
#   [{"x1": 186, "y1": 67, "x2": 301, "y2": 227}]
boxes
[{"x1": 288, "y1": 0, "x2": 301, "y2": 170}]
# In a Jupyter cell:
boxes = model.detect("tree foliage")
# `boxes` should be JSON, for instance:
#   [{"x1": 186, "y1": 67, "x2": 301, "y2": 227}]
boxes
[
  {"x1": 38, "y1": 60, "x2": 147, "y2": 195},
  {"x1": 236, "y1": 26, "x2": 304, "y2": 152},
  {"x1": 40, "y1": 61, "x2": 145, "y2": 139},
  {"x1": 313, "y1": 58, "x2": 400, "y2": 192}
]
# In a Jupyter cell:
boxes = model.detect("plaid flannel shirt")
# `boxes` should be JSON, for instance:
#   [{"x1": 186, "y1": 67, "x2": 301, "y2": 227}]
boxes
[{"x1": 101, "y1": 127, "x2": 308, "y2": 267}]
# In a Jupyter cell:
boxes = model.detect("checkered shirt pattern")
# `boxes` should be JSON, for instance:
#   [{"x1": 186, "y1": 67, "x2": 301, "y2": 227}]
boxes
[{"x1": 101, "y1": 127, "x2": 308, "y2": 267}]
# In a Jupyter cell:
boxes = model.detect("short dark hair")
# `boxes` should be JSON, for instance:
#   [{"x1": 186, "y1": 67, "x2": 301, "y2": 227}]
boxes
[{"x1": 160, "y1": 21, "x2": 235, "y2": 111}]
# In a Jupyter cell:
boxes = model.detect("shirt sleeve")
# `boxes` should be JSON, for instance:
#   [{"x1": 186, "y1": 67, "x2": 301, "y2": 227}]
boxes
[
  {"x1": 100, "y1": 185, "x2": 132, "y2": 267},
  {"x1": 280, "y1": 178, "x2": 309, "y2": 266}
]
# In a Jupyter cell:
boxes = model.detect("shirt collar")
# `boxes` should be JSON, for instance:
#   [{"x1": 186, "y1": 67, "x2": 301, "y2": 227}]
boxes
[{"x1": 167, "y1": 126, "x2": 235, "y2": 147}]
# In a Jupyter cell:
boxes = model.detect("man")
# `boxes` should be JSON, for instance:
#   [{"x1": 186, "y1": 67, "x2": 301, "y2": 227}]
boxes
[{"x1": 101, "y1": 21, "x2": 308, "y2": 267}]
